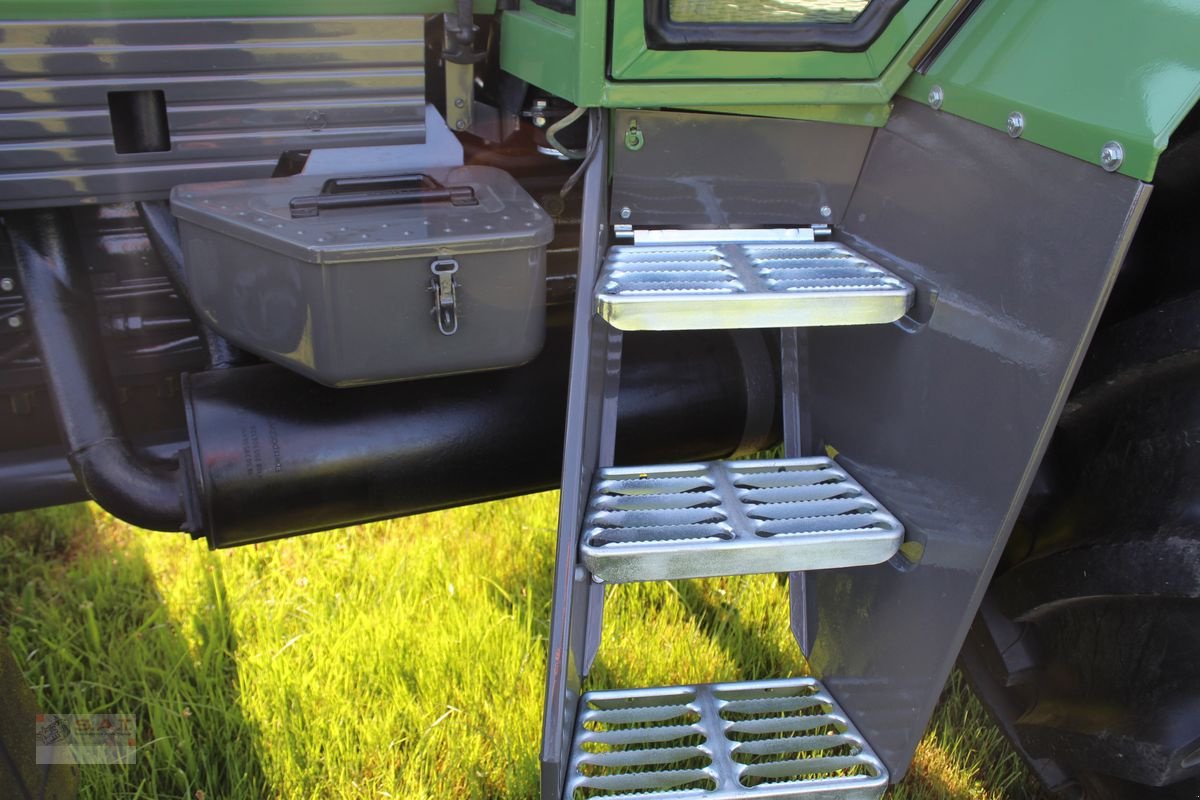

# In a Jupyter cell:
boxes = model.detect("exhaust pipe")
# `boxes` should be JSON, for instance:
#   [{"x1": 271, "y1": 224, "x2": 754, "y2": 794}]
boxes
[
  {"x1": 8, "y1": 210, "x2": 195, "y2": 532},
  {"x1": 135, "y1": 200, "x2": 248, "y2": 371},
  {"x1": 7, "y1": 212, "x2": 778, "y2": 546}
]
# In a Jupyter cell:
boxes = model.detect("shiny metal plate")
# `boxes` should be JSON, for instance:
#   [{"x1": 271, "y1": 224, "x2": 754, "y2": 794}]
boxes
[
  {"x1": 0, "y1": 17, "x2": 425, "y2": 208},
  {"x1": 580, "y1": 458, "x2": 903, "y2": 583},
  {"x1": 564, "y1": 677, "x2": 888, "y2": 800},
  {"x1": 595, "y1": 241, "x2": 913, "y2": 331}
]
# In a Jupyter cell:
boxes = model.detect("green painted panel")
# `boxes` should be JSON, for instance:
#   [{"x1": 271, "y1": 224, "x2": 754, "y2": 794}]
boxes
[
  {"x1": 611, "y1": 0, "x2": 937, "y2": 81},
  {"x1": 0, "y1": 0, "x2": 493, "y2": 18},
  {"x1": 600, "y1": 76, "x2": 890, "y2": 106},
  {"x1": 899, "y1": 0, "x2": 1200, "y2": 181},
  {"x1": 680, "y1": 103, "x2": 893, "y2": 127},
  {"x1": 499, "y1": 2, "x2": 608, "y2": 107},
  {"x1": 502, "y1": 0, "x2": 959, "y2": 120}
]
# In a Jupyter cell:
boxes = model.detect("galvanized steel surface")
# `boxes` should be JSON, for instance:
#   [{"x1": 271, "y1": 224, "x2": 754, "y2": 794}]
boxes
[
  {"x1": 596, "y1": 241, "x2": 913, "y2": 331},
  {"x1": 565, "y1": 678, "x2": 888, "y2": 800},
  {"x1": 0, "y1": 0, "x2": 494, "y2": 17},
  {"x1": 581, "y1": 458, "x2": 903, "y2": 583},
  {"x1": 0, "y1": 17, "x2": 426, "y2": 208}
]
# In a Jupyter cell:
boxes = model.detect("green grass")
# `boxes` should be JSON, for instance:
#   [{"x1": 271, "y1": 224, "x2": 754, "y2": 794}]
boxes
[{"x1": 0, "y1": 496, "x2": 1048, "y2": 799}]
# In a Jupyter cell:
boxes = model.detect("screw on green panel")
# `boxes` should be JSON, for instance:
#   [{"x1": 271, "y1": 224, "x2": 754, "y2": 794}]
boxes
[
  {"x1": 1100, "y1": 141, "x2": 1125, "y2": 172},
  {"x1": 623, "y1": 120, "x2": 645, "y2": 151}
]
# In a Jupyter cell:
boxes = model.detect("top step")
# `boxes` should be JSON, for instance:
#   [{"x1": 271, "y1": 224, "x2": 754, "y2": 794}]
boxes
[{"x1": 595, "y1": 239, "x2": 913, "y2": 332}]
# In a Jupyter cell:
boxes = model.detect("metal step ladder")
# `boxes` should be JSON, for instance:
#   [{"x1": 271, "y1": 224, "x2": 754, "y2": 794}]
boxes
[
  {"x1": 597, "y1": 231, "x2": 912, "y2": 332},
  {"x1": 581, "y1": 457, "x2": 904, "y2": 584},
  {"x1": 566, "y1": 678, "x2": 887, "y2": 800},
  {"x1": 541, "y1": 114, "x2": 911, "y2": 800}
]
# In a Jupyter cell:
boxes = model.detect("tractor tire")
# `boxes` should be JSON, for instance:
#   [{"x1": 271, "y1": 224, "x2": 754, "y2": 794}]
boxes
[{"x1": 960, "y1": 292, "x2": 1200, "y2": 800}]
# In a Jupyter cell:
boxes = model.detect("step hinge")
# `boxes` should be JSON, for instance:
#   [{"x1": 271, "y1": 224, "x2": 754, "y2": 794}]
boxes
[{"x1": 614, "y1": 225, "x2": 832, "y2": 245}]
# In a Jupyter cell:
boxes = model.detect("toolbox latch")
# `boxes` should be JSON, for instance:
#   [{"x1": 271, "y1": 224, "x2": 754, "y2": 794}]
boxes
[{"x1": 430, "y1": 259, "x2": 460, "y2": 336}]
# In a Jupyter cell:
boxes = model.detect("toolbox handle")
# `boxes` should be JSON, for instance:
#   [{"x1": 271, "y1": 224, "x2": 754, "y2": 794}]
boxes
[
  {"x1": 289, "y1": 173, "x2": 478, "y2": 218},
  {"x1": 320, "y1": 174, "x2": 437, "y2": 194}
]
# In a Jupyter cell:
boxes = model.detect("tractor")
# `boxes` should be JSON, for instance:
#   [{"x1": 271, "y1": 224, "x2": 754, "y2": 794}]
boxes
[{"x1": 1, "y1": 1, "x2": 1198, "y2": 797}]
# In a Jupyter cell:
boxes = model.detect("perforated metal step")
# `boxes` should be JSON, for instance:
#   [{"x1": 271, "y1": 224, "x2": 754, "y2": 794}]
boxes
[
  {"x1": 595, "y1": 240, "x2": 913, "y2": 331},
  {"x1": 580, "y1": 457, "x2": 903, "y2": 583},
  {"x1": 564, "y1": 677, "x2": 888, "y2": 800}
]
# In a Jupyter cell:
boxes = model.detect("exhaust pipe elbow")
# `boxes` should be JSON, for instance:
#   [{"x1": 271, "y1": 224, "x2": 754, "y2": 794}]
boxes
[{"x1": 7, "y1": 210, "x2": 194, "y2": 533}]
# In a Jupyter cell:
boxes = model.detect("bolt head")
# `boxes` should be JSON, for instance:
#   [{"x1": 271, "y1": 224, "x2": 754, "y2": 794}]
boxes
[
  {"x1": 0, "y1": 277, "x2": 13, "y2": 292},
  {"x1": 1006, "y1": 111, "x2": 1025, "y2": 138},
  {"x1": 819, "y1": 205, "x2": 833, "y2": 219},
  {"x1": 928, "y1": 85, "x2": 944, "y2": 110},
  {"x1": 453, "y1": 98, "x2": 465, "y2": 108},
  {"x1": 303, "y1": 110, "x2": 327, "y2": 131},
  {"x1": 532, "y1": 114, "x2": 547, "y2": 128},
  {"x1": 623, "y1": 125, "x2": 645, "y2": 151},
  {"x1": 619, "y1": 206, "x2": 632, "y2": 220},
  {"x1": 454, "y1": 119, "x2": 466, "y2": 130},
  {"x1": 8, "y1": 315, "x2": 22, "y2": 329},
  {"x1": 1100, "y1": 141, "x2": 1125, "y2": 172}
]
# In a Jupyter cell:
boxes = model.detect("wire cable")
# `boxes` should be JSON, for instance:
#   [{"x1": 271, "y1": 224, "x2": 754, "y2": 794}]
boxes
[
  {"x1": 545, "y1": 105, "x2": 589, "y2": 160},
  {"x1": 559, "y1": 109, "x2": 602, "y2": 199}
]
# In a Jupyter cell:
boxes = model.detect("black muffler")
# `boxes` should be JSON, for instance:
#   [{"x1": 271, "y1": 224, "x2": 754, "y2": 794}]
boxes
[{"x1": 184, "y1": 328, "x2": 776, "y2": 547}]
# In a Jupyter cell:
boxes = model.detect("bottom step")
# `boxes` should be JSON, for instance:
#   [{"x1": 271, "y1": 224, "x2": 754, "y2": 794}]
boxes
[{"x1": 565, "y1": 677, "x2": 887, "y2": 800}]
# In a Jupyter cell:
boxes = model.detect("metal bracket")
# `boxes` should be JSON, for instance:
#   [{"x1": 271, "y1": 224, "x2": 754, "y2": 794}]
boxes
[
  {"x1": 444, "y1": 60, "x2": 473, "y2": 133},
  {"x1": 430, "y1": 258, "x2": 460, "y2": 336},
  {"x1": 625, "y1": 226, "x2": 831, "y2": 246}
]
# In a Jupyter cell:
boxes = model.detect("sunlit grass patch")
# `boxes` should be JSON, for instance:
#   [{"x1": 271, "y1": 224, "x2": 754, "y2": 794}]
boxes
[{"x1": 1, "y1": 496, "x2": 1045, "y2": 799}]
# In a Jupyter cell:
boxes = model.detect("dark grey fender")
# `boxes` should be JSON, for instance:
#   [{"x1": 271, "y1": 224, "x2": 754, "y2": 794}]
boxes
[{"x1": 801, "y1": 98, "x2": 1151, "y2": 778}]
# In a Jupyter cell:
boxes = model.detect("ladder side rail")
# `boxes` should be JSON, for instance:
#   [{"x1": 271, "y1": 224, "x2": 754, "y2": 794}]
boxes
[
  {"x1": 540, "y1": 110, "x2": 610, "y2": 800},
  {"x1": 581, "y1": 325, "x2": 623, "y2": 675}
]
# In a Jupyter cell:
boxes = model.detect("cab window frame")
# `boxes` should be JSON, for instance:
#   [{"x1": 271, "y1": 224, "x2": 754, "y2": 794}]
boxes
[{"x1": 644, "y1": 0, "x2": 910, "y2": 52}]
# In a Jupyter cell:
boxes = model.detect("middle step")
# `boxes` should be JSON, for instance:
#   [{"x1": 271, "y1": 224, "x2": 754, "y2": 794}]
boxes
[{"x1": 580, "y1": 457, "x2": 904, "y2": 583}]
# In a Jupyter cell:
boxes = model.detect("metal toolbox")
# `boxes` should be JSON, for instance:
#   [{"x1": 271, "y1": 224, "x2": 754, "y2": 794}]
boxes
[{"x1": 170, "y1": 166, "x2": 553, "y2": 387}]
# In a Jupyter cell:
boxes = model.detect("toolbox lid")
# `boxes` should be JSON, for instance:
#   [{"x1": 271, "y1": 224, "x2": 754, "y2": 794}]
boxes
[{"x1": 170, "y1": 166, "x2": 553, "y2": 265}]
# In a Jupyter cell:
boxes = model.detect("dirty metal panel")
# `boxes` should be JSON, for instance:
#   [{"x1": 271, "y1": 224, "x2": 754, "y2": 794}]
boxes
[
  {"x1": 0, "y1": 17, "x2": 425, "y2": 208},
  {"x1": 609, "y1": 109, "x2": 873, "y2": 228},
  {"x1": 802, "y1": 98, "x2": 1149, "y2": 779}
]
